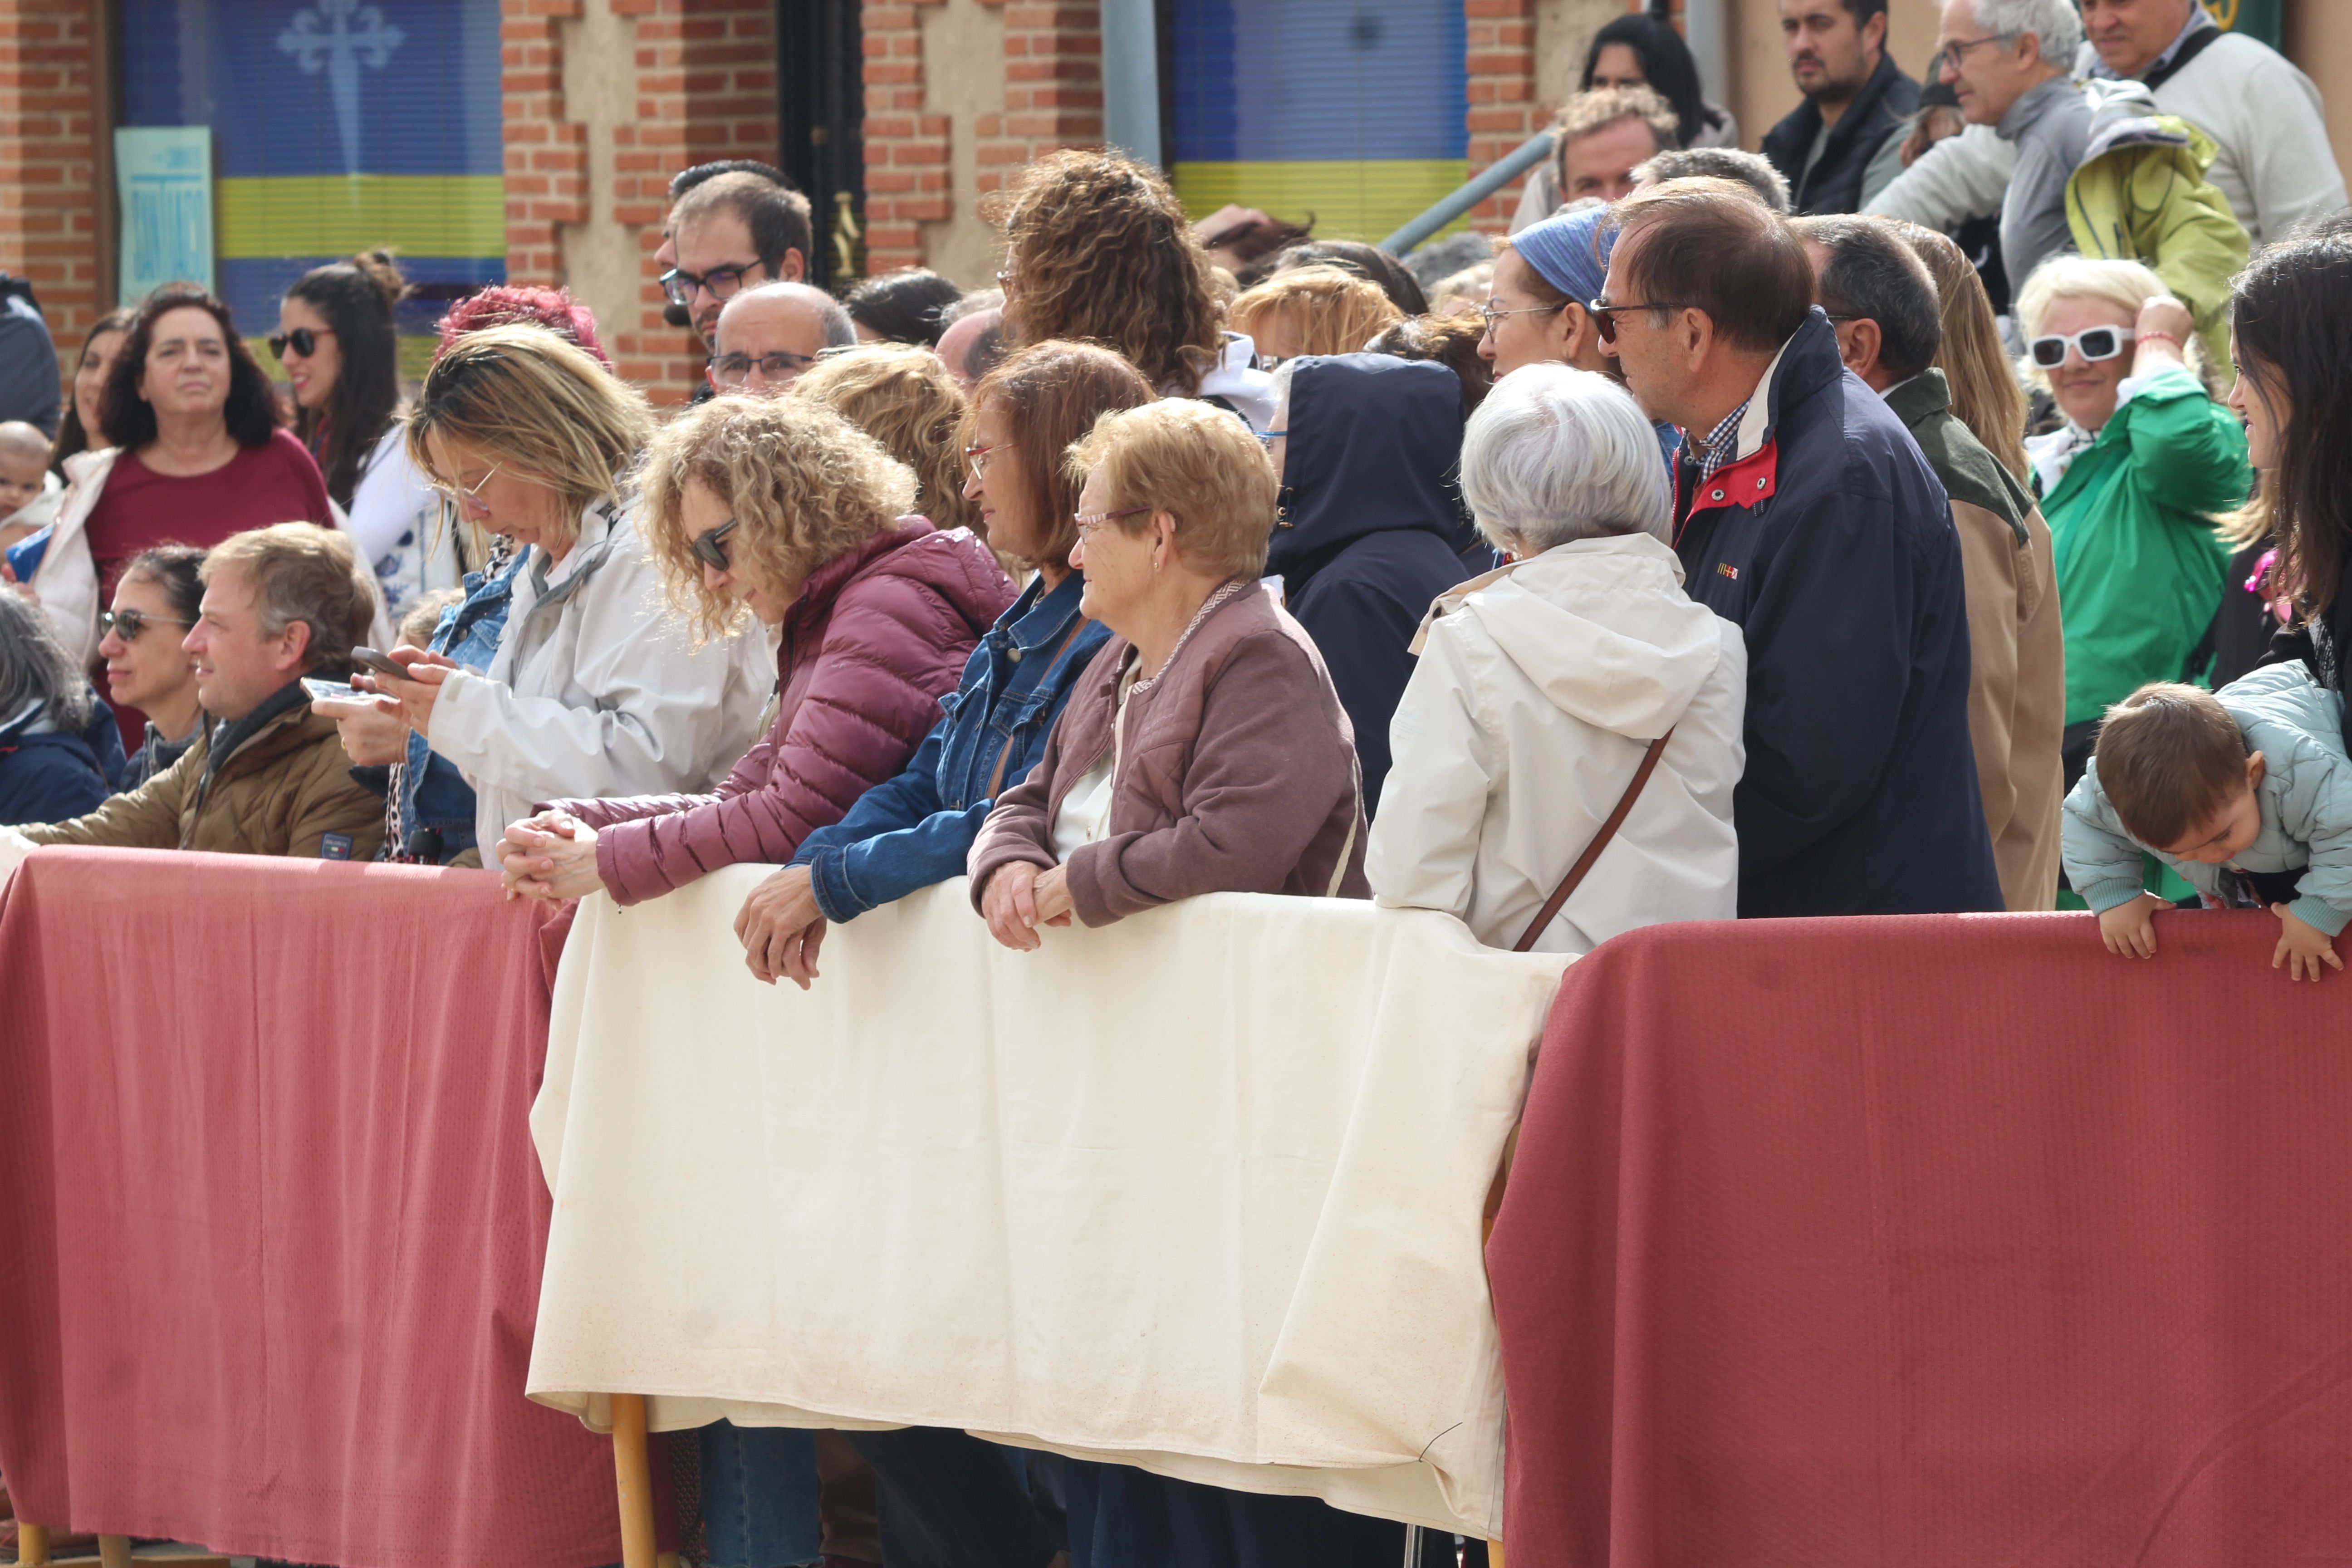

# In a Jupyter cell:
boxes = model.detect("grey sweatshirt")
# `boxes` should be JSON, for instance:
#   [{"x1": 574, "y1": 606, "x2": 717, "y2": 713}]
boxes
[{"x1": 1997, "y1": 75, "x2": 2092, "y2": 285}]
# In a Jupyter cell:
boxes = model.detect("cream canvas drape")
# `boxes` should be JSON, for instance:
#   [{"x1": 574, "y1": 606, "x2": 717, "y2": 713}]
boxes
[{"x1": 526, "y1": 870, "x2": 1568, "y2": 1536}]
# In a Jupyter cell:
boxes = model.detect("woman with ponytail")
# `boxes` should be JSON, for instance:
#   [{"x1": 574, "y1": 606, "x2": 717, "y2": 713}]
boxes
[{"x1": 277, "y1": 250, "x2": 457, "y2": 618}]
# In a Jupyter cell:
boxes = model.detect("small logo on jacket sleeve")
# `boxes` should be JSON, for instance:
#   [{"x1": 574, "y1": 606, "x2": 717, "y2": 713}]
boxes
[
  {"x1": 320, "y1": 833, "x2": 354, "y2": 860},
  {"x1": 1715, "y1": 562, "x2": 1740, "y2": 580}
]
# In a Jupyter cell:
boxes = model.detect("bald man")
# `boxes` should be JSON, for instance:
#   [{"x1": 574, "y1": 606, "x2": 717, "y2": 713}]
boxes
[{"x1": 707, "y1": 282, "x2": 856, "y2": 396}]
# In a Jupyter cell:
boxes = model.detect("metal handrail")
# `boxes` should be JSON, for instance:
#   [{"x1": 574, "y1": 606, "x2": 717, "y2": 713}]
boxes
[{"x1": 1378, "y1": 131, "x2": 1553, "y2": 254}]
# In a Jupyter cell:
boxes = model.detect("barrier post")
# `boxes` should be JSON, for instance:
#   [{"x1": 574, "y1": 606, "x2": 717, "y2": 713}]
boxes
[
  {"x1": 612, "y1": 1393, "x2": 657, "y2": 1568},
  {"x1": 96, "y1": 1540, "x2": 130, "y2": 1568},
  {"x1": 13, "y1": 1524, "x2": 47, "y2": 1565}
]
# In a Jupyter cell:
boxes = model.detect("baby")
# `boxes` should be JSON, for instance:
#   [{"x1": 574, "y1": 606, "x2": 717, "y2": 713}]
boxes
[
  {"x1": 2062, "y1": 662, "x2": 2352, "y2": 980},
  {"x1": 0, "y1": 420, "x2": 58, "y2": 549}
]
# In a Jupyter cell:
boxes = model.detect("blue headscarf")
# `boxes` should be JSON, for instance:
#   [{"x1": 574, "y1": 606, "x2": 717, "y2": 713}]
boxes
[{"x1": 1510, "y1": 203, "x2": 1615, "y2": 307}]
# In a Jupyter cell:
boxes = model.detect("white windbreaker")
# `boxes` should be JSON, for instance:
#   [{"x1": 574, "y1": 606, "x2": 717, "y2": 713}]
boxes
[
  {"x1": 426, "y1": 497, "x2": 772, "y2": 853},
  {"x1": 1367, "y1": 532, "x2": 1746, "y2": 956}
]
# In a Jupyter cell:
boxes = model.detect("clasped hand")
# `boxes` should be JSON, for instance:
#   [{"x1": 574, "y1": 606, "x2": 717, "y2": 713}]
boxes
[
  {"x1": 979, "y1": 861, "x2": 1074, "y2": 951},
  {"x1": 495, "y1": 810, "x2": 607, "y2": 902}
]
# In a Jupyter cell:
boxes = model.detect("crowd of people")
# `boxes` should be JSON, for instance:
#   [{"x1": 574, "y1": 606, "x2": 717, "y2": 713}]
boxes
[{"x1": 3, "y1": 0, "x2": 2351, "y2": 1562}]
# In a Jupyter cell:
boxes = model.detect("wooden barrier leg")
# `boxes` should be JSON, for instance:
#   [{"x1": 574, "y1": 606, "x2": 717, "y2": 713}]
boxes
[
  {"x1": 1488, "y1": 1541, "x2": 1503, "y2": 1568},
  {"x1": 14, "y1": 1523, "x2": 47, "y2": 1566},
  {"x1": 611, "y1": 1392, "x2": 657, "y2": 1568},
  {"x1": 96, "y1": 1538, "x2": 130, "y2": 1568}
]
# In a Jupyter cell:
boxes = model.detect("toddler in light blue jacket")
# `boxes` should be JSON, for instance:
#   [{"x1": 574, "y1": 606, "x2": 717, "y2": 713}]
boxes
[{"x1": 2061, "y1": 662, "x2": 2352, "y2": 980}]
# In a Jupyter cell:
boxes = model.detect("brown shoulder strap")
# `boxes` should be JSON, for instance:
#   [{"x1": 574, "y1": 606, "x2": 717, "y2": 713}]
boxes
[{"x1": 1513, "y1": 729, "x2": 1675, "y2": 954}]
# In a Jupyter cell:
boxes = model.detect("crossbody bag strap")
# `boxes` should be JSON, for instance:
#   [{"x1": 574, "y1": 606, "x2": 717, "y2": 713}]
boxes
[{"x1": 1513, "y1": 728, "x2": 1675, "y2": 954}]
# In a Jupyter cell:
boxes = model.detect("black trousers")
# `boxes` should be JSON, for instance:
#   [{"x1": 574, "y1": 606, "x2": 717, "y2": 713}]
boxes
[{"x1": 845, "y1": 1426, "x2": 1058, "y2": 1568}]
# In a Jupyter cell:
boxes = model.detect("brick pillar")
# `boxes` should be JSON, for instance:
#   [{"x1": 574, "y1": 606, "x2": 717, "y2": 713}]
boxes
[
  {"x1": 1465, "y1": 0, "x2": 1540, "y2": 235},
  {"x1": 861, "y1": 0, "x2": 952, "y2": 275},
  {"x1": 508, "y1": 0, "x2": 782, "y2": 404},
  {"x1": 501, "y1": 0, "x2": 587, "y2": 287},
  {"x1": 0, "y1": 0, "x2": 104, "y2": 358}
]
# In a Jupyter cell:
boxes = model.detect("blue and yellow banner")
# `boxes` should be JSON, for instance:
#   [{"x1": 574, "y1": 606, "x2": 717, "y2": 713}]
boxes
[
  {"x1": 121, "y1": 0, "x2": 507, "y2": 362},
  {"x1": 1167, "y1": 0, "x2": 1469, "y2": 246}
]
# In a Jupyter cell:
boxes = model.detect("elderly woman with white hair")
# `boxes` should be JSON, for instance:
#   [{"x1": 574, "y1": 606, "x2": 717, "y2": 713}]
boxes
[{"x1": 1365, "y1": 363, "x2": 1746, "y2": 953}]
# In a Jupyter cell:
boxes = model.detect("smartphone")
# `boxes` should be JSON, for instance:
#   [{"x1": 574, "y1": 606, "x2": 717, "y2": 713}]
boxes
[
  {"x1": 302, "y1": 677, "x2": 368, "y2": 703},
  {"x1": 349, "y1": 646, "x2": 409, "y2": 683}
]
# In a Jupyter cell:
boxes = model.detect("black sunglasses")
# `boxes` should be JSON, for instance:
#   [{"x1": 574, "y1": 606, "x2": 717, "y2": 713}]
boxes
[
  {"x1": 267, "y1": 326, "x2": 335, "y2": 360},
  {"x1": 1586, "y1": 298, "x2": 1693, "y2": 343},
  {"x1": 99, "y1": 607, "x2": 193, "y2": 643},
  {"x1": 690, "y1": 517, "x2": 740, "y2": 571}
]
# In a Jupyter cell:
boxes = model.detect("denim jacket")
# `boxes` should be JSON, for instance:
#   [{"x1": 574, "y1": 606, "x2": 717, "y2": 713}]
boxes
[
  {"x1": 394, "y1": 550, "x2": 522, "y2": 859},
  {"x1": 791, "y1": 570, "x2": 1106, "y2": 921}
]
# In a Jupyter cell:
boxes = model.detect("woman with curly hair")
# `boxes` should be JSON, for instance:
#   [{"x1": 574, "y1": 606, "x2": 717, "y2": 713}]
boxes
[
  {"x1": 789, "y1": 343, "x2": 987, "y2": 544},
  {"x1": 495, "y1": 393, "x2": 1015, "y2": 910},
  {"x1": 997, "y1": 147, "x2": 1273, "y2": 424}
]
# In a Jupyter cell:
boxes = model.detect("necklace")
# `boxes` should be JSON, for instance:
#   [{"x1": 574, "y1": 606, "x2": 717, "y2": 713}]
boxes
[{"x1": 1129, "y1": 578, "x2": 1248, "y2": 697}]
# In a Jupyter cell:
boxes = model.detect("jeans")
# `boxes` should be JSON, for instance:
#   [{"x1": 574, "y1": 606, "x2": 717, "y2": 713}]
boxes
[{"x1": 700, "y1": 1421, "x2": 823, "y2": 1568}]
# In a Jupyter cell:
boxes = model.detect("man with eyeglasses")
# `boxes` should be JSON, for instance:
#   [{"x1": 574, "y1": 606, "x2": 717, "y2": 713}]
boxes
[
  {"x1": 706, "y1": 282, "x2": 857, "y2": 397},
  {"x1": 1936, "y1": 0, "x2": 2089, "y2": 287},
  {"x1": 1595, "y1": 178, "x2": 2000, "y2": 919},
  {"x1": 664, "y1": 170, "x2": 815, "y2": 352}
]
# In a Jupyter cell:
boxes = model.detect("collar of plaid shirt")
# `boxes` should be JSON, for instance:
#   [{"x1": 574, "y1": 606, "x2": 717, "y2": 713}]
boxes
[{"x1": 1692, "y1": 397, "x2": 1752, "y2": 485}]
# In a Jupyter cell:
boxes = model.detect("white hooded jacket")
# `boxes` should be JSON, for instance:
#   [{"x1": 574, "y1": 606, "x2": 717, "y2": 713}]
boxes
[
  {"x1": 426, "y1": 497, "x2": 772, "y2": 852},
  {"x1": 1366, "y1": 532, "x2": 1746, "y2": 956}
]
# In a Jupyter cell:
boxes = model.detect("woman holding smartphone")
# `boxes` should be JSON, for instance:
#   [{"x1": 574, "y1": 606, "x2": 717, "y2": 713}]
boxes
[{"x1": 337, "y1": 322, "x2": 771, "y2": 856}]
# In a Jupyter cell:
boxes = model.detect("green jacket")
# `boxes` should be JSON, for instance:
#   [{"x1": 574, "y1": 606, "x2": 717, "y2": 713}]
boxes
[
  {"x1": 2036, "y1": 365, "x2": 2248, "y2": 728},
  {"x1": 2065, "y1": 84, "x2": 2249, "y2": 374}
]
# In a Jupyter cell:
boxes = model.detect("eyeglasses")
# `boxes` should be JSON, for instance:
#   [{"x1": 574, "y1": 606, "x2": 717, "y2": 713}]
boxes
[
  {"x1": 707, "y1": 350, "x2": 817, "y2": 387},
  {"x1": 98, "y1": 608, "x2": 192, "y2": 643},
  {"x1": 267, "y1": 326, "x2": 335, "y2": 360},
  {"x1": 662, "y1": 261, "x2": 768, "y2": 309},
  {"x1": 2029, "y1": 328, "x2": 2127, "y2": 368},
  {"x1": 1072, "y1": 506, "x2": 1153, "y2": 541},
  {"x1": 1939, "y1": 33, "x2": 2010, "y2": 63},
  {"x1": 963, "y1": 440, "x2": 1020, "y2": 477},
  {"x1": 1252, "y1": 428, "x2": 1288, "y2": 445},
  {"x1": 1479, "y1": 300, "x2": 1566, "y2": 330},
  {"x1": 1587, "y1": 297, "x2": 1694, "y2": 343},
  {"x1": 428, "y1": 459, "x2": 501, "y2": 510},
  {"x1": 690, "y1": 516, "x2": 741, "y2": 571}
]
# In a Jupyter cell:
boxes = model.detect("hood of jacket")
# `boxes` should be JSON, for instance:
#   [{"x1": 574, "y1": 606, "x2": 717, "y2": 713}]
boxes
[
  {"x1": 2076, "y1": 78, "x2": 2218, "y2": 170},
  {"x1": 1424, "y1": 533, "x2": 1725, "y2": 740},
  {"x1": 1269, "y1": 354, "x2": 1467, "y2": 582},
  {"x1": 781, "y1": 515, "x2": 1014, "y2": 658}
]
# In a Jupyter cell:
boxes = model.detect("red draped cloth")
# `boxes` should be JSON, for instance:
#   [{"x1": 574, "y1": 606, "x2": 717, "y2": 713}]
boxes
[
  {"x1": 0, "y1": 849, "x2": 629, "y2": 1568},
  {"x1": 1488, "y1": 910, "x2": 2352, "y2": 1567}
]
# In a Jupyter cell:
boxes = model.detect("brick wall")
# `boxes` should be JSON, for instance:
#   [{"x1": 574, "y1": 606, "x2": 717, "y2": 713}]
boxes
[
  {"x1": 1465, "y1": 0, "x2": 1540, "y2": 235},
  {"x1": 860, "y1": 0, "x2": 952, "y2": 274},
  {"x1": 861, "y1": 0, "x2": 1099, "y2": 276},
  {"x1": 978, "y1": 0, "x2": 1101, "y2": 195},
  {"x1": 0, "y1": 0, "x2": 104, "y2": 363},
  {"x1": 502, "y1": 0, "x2": 779, "y2": 402}
]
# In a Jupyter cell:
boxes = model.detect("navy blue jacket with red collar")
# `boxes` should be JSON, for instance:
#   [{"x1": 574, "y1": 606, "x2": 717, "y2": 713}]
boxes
[{"x1": 1672, "y1": 308, "x2": 2000, "y2": 917}]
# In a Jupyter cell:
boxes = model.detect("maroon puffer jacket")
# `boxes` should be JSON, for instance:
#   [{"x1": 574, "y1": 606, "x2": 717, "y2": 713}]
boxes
[{"x1": 549, "y1": 517, "x2": 1015, "y2": 905}]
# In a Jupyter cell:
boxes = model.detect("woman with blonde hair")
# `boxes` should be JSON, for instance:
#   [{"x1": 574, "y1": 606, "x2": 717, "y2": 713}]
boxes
[
  {"x1": 2012, "y1": 255, "x2": 2249, "y2": 805},
  {"x1": 1227, "y1": 265, "x2": 1406, "y2": 367},
  {"x1": 348, "y1": 322, "x2": 773, "y2": 855},
  {"x1": 1894, "y1": 220, "x2": 2030, "y2": 484},
  {"x1": 495, "y1": 393, "x2": 1013, "y2": 909},
  {"x1": 789, "y1": 342, "x2": 985, "y2": 543}
]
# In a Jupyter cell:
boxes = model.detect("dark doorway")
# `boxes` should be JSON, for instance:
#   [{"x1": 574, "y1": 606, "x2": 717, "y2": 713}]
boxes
[{"x1": 777, "y1": 0, "x2": 866, "y2": 290}]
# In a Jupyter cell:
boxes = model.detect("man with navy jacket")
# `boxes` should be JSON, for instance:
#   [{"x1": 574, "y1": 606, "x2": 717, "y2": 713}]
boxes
[{"x1": 1595, "y1": 177, "x2": 2000, "y2": 916}]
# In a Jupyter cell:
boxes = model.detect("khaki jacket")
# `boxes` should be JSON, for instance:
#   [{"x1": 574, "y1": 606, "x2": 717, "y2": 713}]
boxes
[
  {"x1": 1886, "y1": 371, "x2": 2065, "y2": 911},
  {"x1": 21, "y1": 686, "x2": 386, "y2": 860}
]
